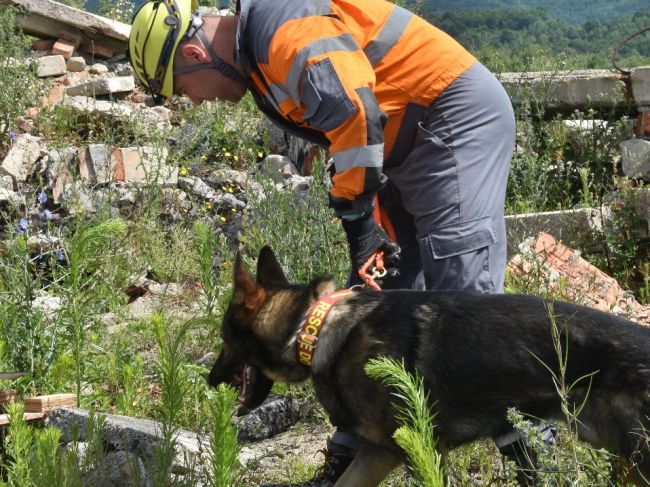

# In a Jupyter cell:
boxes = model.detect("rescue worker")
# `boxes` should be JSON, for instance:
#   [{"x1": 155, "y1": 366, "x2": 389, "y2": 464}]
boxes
[{"x1": 129, "y1": 0, "x2": 520, "y2": 484}]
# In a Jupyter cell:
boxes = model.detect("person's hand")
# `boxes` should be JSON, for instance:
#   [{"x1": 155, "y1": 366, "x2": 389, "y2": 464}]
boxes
[{"x1": 342, "y1": 212, "x2": 400, "y2": 284}]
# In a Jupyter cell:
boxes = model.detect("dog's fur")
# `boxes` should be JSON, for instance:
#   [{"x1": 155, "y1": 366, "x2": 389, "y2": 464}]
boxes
[{"x1": 209, "y1": 247, "x2": 650, "y2": 486}]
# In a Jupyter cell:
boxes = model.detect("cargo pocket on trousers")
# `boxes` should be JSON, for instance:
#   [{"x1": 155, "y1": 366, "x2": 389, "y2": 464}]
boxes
[{"x1": 418, "y1": 216, "x2": 497, "y2": 292}]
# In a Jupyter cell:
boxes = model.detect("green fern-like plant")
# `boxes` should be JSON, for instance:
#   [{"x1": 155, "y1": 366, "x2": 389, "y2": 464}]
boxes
[{"x1": 365, "y1": 356, "x2": 446, "y2": 487}]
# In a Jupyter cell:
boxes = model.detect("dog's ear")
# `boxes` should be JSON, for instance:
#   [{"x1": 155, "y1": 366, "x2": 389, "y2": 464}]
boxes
[
  {"x1": 233, "y1": 251, "x2": 266, "y2": 312},
  {"x1": 308, "y1": 276, "x2": 337, "y2": 302},
  {"x1": 256, "y1": 246, "x2": 289, "y2": 286}
]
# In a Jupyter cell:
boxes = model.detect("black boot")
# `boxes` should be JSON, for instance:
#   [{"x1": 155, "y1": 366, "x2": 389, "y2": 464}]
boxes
[
  {"x1": 260, "y1": 438, "x2": 356, "y2": 487},
  {"x1": 497, "y1": 423, "x2": 557, "y2": 487}
]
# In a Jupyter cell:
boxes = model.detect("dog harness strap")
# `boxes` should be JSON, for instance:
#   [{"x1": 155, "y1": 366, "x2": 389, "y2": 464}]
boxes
[{"x1": 297, "y1": 290, "x2": 355, "y2": 366}]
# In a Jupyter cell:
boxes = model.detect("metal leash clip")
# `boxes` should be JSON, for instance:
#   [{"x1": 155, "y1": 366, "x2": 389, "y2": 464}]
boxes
[{"x1": 358, "y1": 251, "x2": 386, "y2": 291}]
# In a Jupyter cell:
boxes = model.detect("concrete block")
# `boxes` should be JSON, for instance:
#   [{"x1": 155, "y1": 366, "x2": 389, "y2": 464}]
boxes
[
  {"x1": 620, "y1": 139, "x2": 650, "y2": 181},
  {"x1": 65, "y1": 56, "x2": 86, "y2": 72},
  {"x1": 110, "y1": 146, "x2": 176, "y2": 186},
  {"x1": 79, "y1": 144, "x2": 111, "y2": 185},
  {"x1": 36, "y1": 55, "x2": 66, "y2": 77},
  {"x1": 65, "y1": 76, "x2": 135, "y2": 96},
  {"x1": 0, "y1": 134, "x2": 43, "y2": 183},
  {"x1": 631, "y1": 66, "x2": 650, "y2": 109}
]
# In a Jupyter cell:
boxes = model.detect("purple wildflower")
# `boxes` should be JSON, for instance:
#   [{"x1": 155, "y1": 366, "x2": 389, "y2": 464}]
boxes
[
  {"x1": 56, "y1": 249, "x2": 65, "y2": 262},
  {"x1": 38, "y1": 191, "x2": 48, "y2": 204},
  {"x1": 16, "y1": 218, "x2": 28, "y2": 235},
  {"x1": 42, "y1": 209, "x2": 53, "y2": 221},
  {"x1": 9, "y1": 132, "x2": 17, "y2": 141}
]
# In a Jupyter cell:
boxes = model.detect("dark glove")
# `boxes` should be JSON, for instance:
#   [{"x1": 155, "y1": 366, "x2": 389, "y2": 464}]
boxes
[{"x1": 342, "y1": 211, "x2": 401, "y2": 279}]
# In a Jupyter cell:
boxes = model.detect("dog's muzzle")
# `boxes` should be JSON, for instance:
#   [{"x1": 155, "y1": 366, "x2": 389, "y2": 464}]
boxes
[{"x1": 208, "y1": 350, "x2": 274, "y2": 411}]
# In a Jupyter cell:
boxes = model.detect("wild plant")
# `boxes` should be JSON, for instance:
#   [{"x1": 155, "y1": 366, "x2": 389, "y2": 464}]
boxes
[
  {"x1": 173, "y1": 93, "x2": 266, "y2": 170},
  {"x1": 513, "y1": 303, "x2": 616, "y2": 485},
  {"x1": 152, "y1": 314, "x2": 192, "y2": 485},
  {"x1": 193, "y1": 220, "x2": 222, "y2": 323},
  {"x1": 32, "y1": 427, "x2": 66, "y2": 486},
  {"x1": 365, "y1": 356, "x2": 446, "y2": 487},
  {"x1": 0, "y1": 6, "x2": 39, "y2": 149},
  {"x1": 205, "y1": 383, "x2": 242, "y2": 487},
  {"x1": 58, "y1": 218, "x2": 127, "y2": 403},
  {"x1": 0, "y1": 194, "x2": 67, "y2": 392},
  {"x1": 3, "y1": 403, "x2": 33, "y2": 486},
  {"x1": 240, "y1": 157, "x2": 349, "y2": 284}
]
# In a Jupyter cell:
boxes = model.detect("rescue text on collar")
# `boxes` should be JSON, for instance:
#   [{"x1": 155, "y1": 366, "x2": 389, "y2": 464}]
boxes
[{"x1": 297, "y1": 290, "x2": 354, "y2": 366}]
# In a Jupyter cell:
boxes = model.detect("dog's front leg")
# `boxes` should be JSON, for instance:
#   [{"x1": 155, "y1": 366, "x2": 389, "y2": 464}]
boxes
[{"x1": 334, "y1": 443, "x2": 402, "y2": 487}]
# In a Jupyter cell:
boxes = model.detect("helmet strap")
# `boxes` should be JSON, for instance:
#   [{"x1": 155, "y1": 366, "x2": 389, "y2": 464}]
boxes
[{"x1": 173, "y1": 28, "x2": 248, "y2": 86}]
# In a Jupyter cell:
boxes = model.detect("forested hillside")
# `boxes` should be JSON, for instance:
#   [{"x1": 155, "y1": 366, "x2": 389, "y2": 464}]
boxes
[
  {"x1": 424, "y1": 0, "x2": 647, "y2": 23},
  {"x1": 426, "y1": 7, "x2": 650, "y2": 71}
]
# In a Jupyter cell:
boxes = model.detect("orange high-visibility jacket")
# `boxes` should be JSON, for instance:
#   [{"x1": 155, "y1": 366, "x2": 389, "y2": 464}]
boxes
[{"x1": 235, "y1": 0, "x2": 476, "y2": 218}]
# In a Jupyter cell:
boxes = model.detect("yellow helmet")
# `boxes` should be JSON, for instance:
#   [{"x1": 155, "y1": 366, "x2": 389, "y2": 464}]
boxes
[{"x1": 128, "y1": 0, "x2": 201, "y2": 100}]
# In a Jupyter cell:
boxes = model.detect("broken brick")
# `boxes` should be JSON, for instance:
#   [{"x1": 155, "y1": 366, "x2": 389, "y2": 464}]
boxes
[
  {"x1": 507, "y1": 232, "x2": 649, "y2": 326},
  {"x1": 52, "y1": 39, "x2": 76, "y2": 59},
  {"x1": 635, "y1": 111, "x2": 650, "y2": 137},
  {"x1": 32, "y1": 39, "x2": 54, "y2": 51}
]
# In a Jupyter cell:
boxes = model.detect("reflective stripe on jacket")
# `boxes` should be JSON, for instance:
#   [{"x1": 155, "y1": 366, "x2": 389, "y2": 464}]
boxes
[{"x1": 235, "y1": 0, "x2": 476, "y2": 217}]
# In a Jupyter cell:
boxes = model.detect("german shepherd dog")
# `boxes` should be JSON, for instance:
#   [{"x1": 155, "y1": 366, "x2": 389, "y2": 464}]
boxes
[{"x1": 208, "y1": 246, "x2": 650, "y2": 486}]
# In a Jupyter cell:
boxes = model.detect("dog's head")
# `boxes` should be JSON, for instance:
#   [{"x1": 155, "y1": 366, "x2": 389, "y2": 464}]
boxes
[{"x1": 208, "y1": 246, "x2": 336, "y2": 411}]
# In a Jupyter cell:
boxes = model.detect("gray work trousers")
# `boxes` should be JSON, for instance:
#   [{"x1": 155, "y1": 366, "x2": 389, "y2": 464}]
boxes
[
  {"x1": 377, "y1": 61, "x2": 515, "y2": 293},
  {"x1": 335, "y1": 62, "x2": 516, "y2": 452}
]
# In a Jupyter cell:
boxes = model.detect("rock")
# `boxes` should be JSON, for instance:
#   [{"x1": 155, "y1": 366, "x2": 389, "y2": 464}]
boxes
[
  {"x1": 196, "y1": 352, "x2": 216, "y2": 367},
  {"x1": 31, "y1": 293, "x2": 62, "y2": 320},
  {"x1": 260, "y1": 154, "x2": 297, "y2": 183},
  {"x1": 82, "y1": 451, "x2": 150, "y2": 487},
  {"x1": 265, "y1": 120, "x2": 289, "y2": 155},
  {"x1": 89, "y1": 63, "x2": 109, "y2": 75},
  {"x1": 60, "y1": 180, "x2": 96, "y2": 214},
  {"x1": 36, "y1": 55, "x2": 67, "y2": 77},
  {"x1": 47, "y1": 408, "x2": 209, "y2": 475},
  {"x1": 0, "y1": 175, "x2": 15, "y2": 190},
  {"x1": 65, "y1": 76, "x2": 135, "y2": 97},
  {"x1": 1, "y1": 133, "x2": 44, "y2": 184},
  {"x1": 79, "y1": 144, "x2": 111, "y2": 185},
  {"x1": 236, "y1": 394, "x2": 300, "y2": 443},
  {"x1": 61, "y1": 96, "x2": 132, "y2": 120},
  {"x1": 620, "y1": 139, "x2": 650, "y2": 181},
  {"x1": 159, "y1": 187, "x2": 191, "y2": 223},
  {"x1": 26, "y1": 234, "x2": 62, "y2": 252},
  {"x1": 213, "y1": 192, "x2": 246, "y2": 211},
  {"x1": 0, "y1": 188, "x2": 20, "y2": 206},
  {"x1": 178, "y1": 176, "x2": 217, "y2": 200}
]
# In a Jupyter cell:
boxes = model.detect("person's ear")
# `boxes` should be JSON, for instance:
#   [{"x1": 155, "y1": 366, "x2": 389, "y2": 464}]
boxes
[{"x1": 179, "y1": 43, "x2": 210, "y2": 63}]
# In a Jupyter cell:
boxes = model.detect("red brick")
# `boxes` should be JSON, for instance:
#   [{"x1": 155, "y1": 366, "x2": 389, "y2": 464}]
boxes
[
  {"x1": 110, "y1": 148, "x2": 126, "y2": 182},
  {"x1": 81, "y1": 42, "x2": 114, "y2": 59},
  {"x1": 507, "y1": 232, "x2": 648, "y2": 322},
  {"x1": 32, "y1": 39, "x2": 54, "y2": 51},
  {"x1": 635, "y1": 112, "x2": 650, "y2": 137},
  {"x1": 41, "y1": 84, "x2": 64, "y2": 107},
  {"x1": 52, "y1": 39, "x2": 76, "y2": 59}
]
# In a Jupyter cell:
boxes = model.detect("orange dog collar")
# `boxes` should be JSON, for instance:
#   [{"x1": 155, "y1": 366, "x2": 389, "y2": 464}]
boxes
[{"x1": 297, "y1": 290, "x2": 354, "y2": 366}]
